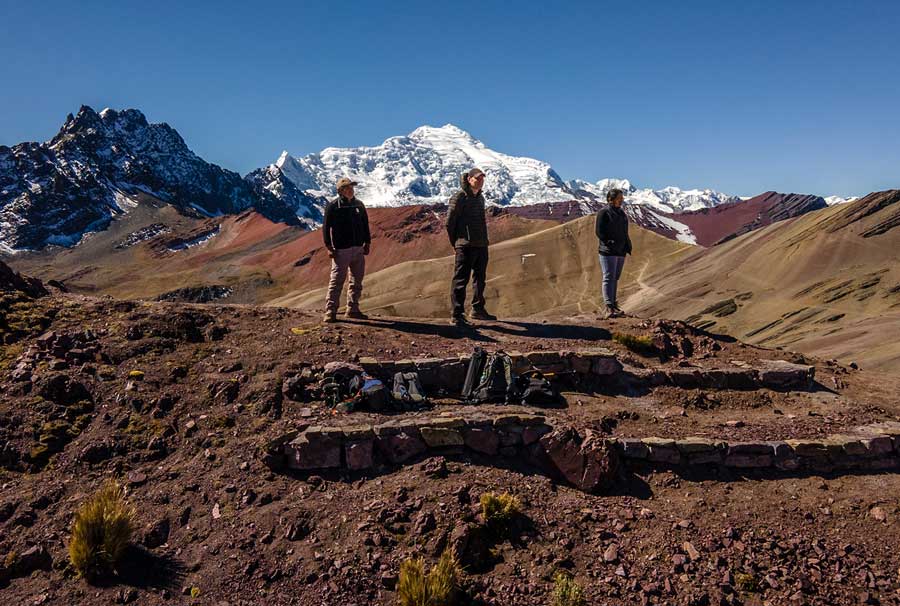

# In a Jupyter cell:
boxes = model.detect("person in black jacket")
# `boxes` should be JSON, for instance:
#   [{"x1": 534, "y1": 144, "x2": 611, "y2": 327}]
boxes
[
  {"x1": 322, "y1": 177, "x2": 371, "y2": 322},
  {"x1": 595, "y1": 188, "x2": 632, "y2": 318},
  {"x1": 446, "y1": 168, "x2": 496, "y2": 326}
]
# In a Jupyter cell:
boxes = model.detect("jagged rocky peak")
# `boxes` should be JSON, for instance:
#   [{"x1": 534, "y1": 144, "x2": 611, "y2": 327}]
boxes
[{"x1": 0, "y1": 105, "x2": 303, "y2": 253}]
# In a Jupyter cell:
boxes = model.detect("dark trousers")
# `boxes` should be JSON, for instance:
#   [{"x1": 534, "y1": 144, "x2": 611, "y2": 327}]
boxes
[{"x1": 451, "y1": 246, "x2": 488, "y2": 317}]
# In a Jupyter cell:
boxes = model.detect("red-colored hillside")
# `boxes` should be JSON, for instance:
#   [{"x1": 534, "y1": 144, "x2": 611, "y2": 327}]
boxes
[{"x1": 669, "y1": 191, "x2": 827, "y2": 247}]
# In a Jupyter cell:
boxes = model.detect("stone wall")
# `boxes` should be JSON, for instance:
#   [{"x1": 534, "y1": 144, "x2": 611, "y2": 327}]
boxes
[
  {"x1": 618, "y1": 421, "x2": 900, "y2": 472},
  {"x1": 266, "y1": 417, "x2": 900, "y2": 493},
  {"x1": 355, "y1": 349, "x2": 815, "y2": 395}
]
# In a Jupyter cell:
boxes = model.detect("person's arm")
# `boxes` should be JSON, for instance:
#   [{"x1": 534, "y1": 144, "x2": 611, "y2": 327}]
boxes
[
  {"x1": 360, "y1": 202, "x2": 371, "y2": 254},
  {"x1": 595, "y1": 208, "x2": 611, "y2": 242},
  {"x1": 446, "y1": 192, "x2": 461, "y2": 246},
  {"x1": 322, "y1": 202, "x2": 334, "y2": 254}
]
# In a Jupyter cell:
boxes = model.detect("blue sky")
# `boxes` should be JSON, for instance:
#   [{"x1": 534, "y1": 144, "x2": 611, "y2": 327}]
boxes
[{"x1": 1, "y1": 0, "x2": 898, "y2": 197}]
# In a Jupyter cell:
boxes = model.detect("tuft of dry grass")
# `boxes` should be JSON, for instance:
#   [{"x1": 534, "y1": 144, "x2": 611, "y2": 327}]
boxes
[
  {"x1": 479, "y1": 491, "x2": 521, "y2": 530},
  {"x1": 68, "y1": 481, "x2": 136, "y2": 582},
  {"x1": 612, "y1": 332, "x2": 657, "y2": 356},
  {"x1": 397, "y1": 549, "x2": 461, "y2": 606},
  {"x1": 552, "y1": 571, "x2": 585, "y2": 606}
]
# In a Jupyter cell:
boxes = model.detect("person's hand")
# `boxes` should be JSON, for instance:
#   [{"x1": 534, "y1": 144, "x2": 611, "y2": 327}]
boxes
[{"x1": 363, "y1": 243, "x2": 370, "y2": 256}]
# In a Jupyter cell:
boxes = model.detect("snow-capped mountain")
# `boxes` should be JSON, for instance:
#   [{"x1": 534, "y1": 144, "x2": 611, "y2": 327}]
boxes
[
  {"x1": 824, "y1": 195, "x2": 859, "y2": 206},
  {"x1": 256, "y1": 124, "x2": 740, "y2": 244},
  {"x1": 568, "y1": 178, "x2": 740, "y2": 213},
  {"x1": 0, "y1": 105, "x2": 299, "y2": 252},
  {"x1": 244, "y1": 163, "x2": 326, "y2": 228},
  {"x1": 259, "y1": 124, "x2": 574, "y2": 208}
]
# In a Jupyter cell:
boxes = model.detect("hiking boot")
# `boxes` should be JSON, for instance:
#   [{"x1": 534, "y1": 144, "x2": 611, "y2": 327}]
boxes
[
  {"x1": 346, "y1": 309, "x2": 368, "y2": 320},
  {"x1": 471, "y1": 308, "x2": 498, "y2": 321},
  {"x1": 612, "y1": 304, "x2": 628, "y2": 317},
  {"x1": 604, "y1": 305, "x2": 622, "y2": 319},
  {"x1": 451, "y1": 315, "x2": 469, "y2": 327},
  {"x1": 323, "y1": 312, "x2": 337, "y2": 323}
]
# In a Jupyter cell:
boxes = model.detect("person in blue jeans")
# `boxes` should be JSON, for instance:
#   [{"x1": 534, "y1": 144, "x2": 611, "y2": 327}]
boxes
[{"x1": 595, "y1": 188, "x2": 632, "y2": 318}]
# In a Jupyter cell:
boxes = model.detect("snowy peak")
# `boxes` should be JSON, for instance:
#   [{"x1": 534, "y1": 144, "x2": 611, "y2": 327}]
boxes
[
  {"x1": 568, "y1": 178, "x2": 736, "y2": 213},
  {"x1": 261, "y1": 123, "x2": 573, "y2": 208},
  {"x1": 825, "y1": 195, "x2": 859, "y2": 206},
  {"x1": 408, "y1": 123, "x2": 478, "y2": 144}
]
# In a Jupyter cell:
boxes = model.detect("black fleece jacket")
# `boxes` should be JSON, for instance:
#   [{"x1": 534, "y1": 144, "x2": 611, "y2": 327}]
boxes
[
  {"x1": 445, "y1": 174, "x2": 489, "y2": 248},
  {"x1": 595, "y1": 204, "x2": 632, "y2": 256},
  {"x1": 322, "y1": 196, "x2": 371, "y2": 250}
]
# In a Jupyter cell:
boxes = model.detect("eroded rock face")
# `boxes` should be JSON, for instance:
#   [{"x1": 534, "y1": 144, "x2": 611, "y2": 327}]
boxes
[{"x1": 539, "y1": 427, "x2": 620, "y2": 494}]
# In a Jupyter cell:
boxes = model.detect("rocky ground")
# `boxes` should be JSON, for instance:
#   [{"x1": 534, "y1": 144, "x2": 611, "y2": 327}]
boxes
[{"x1": 2, "y1": 266, "x2": 900, "y2": 605}]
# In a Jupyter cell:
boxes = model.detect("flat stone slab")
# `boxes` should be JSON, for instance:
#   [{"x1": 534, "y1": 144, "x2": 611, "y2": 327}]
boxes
[
  {"x1": 420, "y1": 427, "x2": 465, "y2": 448},
  {"x1": 757, "y1": 360, "x2": 815, "y2": 390},
  {"x1": 676, "y1": 437, "x2": 721, "y2": 454},
  {"x1": 286, "y1": 432, "x2": 341, "y2": 470}
]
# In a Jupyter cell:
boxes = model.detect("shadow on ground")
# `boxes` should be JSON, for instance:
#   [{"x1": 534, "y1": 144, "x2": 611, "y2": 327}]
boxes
[
  {"x1": 346, "y1": 317, "x2": 612, "y2": 343},
  {"x1": 112, "y1": 546, "x2": 186, "y2": 591}
]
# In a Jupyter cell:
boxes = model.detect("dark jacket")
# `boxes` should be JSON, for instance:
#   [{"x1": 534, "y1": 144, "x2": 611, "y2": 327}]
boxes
[
  {"x1": 322, "y1": 196, "x2": 371, "y2": 250},
  {"x1": 446, "y1": 174, "x2": 489, "y2": 248},
  {"x1": 595, "y1": 204, "x2": 632, "y2": 256}
]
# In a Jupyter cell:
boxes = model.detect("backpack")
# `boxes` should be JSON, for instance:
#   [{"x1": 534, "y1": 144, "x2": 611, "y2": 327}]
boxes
[
  {"x1": 515, "y1": 370, "x2": 563, "y2": 407},
  {"x1": 322, "y1": 375, "x2": 353, "y2": 412},
  {"x1": 461, "y1": 347, "x2": 487, "y2": 400},
  {"x1": 469, "y1": 350, "x2": 517, "y2": 404},
  {"x1": 392, "y1": 372, "x2": 427, "y2": 408},
  {"x1": 348, "y1": 374, "x2": 389, "y2": 411}
]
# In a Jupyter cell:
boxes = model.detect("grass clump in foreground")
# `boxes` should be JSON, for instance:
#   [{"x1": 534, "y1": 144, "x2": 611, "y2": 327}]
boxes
[
  {"x1": 612, "y1": 332, "x2": 657, "y2": 356},
  {"x1": 398, "y1": 549, "x2": 462, "y2": 606},
  {"x1": 69, "y1": 481, "x2": 136, "y2": 582},
  {"x1": 479, "y1": 491, "x2": 521, "y2": 531},
  {"x1": 552, "y1": 571, "x2": 585, "y2": 606}
]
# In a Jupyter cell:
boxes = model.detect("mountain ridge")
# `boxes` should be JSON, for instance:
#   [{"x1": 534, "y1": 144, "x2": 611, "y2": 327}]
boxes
[
  {"x1": 1, "y1": 106, "x2": 865, "y2": 253},
  {"x1": 0, "y1": 105, "x2": 301, "y2": 252}
]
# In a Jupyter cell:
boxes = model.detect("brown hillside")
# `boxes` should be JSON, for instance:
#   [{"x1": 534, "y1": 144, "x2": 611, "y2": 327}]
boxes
[
  {"x1": 625, "y1": 190, "x2": 900, "y2": 372},
  {"x1": 8, "y1": 205, "x2": 553, "y2": 304},
  {"x1": 269, "y1": 215, "x2": 695, "y2": 318}
]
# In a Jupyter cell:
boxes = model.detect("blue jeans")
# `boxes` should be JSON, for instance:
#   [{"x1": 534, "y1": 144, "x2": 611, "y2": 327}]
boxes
[{"x1": 599, "y1": 255, "x2": 625, "y2": 306}]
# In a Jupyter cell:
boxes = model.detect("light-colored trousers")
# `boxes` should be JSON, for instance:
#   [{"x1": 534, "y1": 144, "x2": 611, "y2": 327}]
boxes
[{"x1": 325, "y1": 245, "x2": 366, "y2": 313}]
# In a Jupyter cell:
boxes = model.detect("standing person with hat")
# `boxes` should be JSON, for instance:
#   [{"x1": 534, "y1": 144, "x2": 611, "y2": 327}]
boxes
[
  {"x1": 322, "y1": 177, "x2": 371, "y2": 323},
  {"x1": 595, "y1": 187, "x2": 632, "y2": 318},
  {"x1": 446, "y1": 168, "x2": 496, "y2": 326}
]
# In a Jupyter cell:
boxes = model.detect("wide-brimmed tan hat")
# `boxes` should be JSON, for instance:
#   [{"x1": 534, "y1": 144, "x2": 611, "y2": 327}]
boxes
[{"x1": 336, "y1": 177, "x2": 359, "y2": 191}]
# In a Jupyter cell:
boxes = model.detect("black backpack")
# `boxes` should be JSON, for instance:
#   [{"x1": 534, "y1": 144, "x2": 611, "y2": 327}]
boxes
[
  {"x1": 462, "y1": 347, "x2": 487, "y2": 400},
  {"x1": 466, "y1": 350, "x2": 517, "y2": 404},
  {"x1": 515, "y1": 370, "x2": 563, "y2": 407}
]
